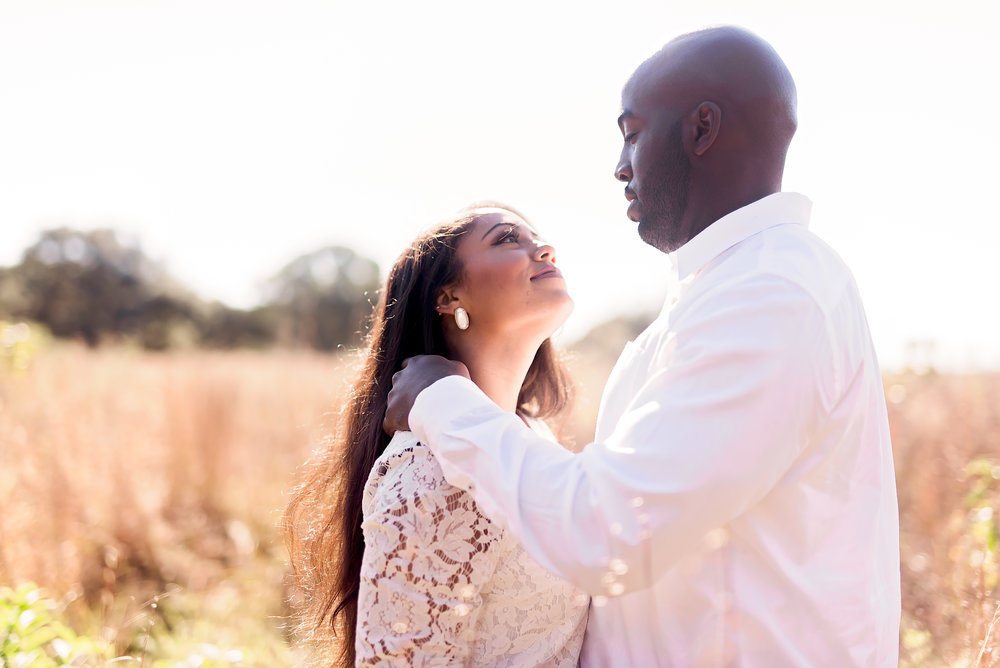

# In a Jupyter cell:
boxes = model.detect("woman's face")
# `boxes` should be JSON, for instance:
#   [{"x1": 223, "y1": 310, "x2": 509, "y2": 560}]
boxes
[{"x1": 443, "y1": 209, "x2": 573, "y2": 339}]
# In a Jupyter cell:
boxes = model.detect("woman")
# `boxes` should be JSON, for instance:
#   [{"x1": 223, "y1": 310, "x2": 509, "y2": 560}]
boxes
[{"x1": 285, "y1": 203, "x2": 588, "y2": 667}]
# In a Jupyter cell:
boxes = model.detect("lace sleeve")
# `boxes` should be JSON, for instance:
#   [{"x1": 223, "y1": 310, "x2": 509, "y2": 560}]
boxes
[{"x1": 356, "y1": 441, "x2": 504, "y2": 666}]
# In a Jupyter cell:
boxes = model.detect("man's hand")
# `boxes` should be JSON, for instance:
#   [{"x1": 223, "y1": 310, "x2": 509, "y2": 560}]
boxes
[{"x1": 383, "y1": 355, "x2": 471, "y2": 436}]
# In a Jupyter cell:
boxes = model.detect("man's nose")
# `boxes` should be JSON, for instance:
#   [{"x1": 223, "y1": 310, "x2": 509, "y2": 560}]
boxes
[{"x1": 615, "y1": 147, "x2": 632, "y2": 182}]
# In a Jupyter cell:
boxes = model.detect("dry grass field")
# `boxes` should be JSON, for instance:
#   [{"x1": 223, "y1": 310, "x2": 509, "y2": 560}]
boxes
[
  {"x1": 0, "y1": 339, "x2": 354, "y2": 665},
  {"x1": 1, "y1": 330, "x2": 999, "y2": 665}
]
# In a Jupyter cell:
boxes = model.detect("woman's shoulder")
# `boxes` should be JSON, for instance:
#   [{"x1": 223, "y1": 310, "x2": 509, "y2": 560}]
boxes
[
  {"x1": 372, "y1": 431, "x2": 440, "y2": 480},
  {"x1": 362, "y1": 431, "x2": 447, "y2": 516}
]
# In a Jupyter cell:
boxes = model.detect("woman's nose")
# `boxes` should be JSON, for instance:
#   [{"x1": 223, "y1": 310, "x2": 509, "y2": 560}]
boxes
[{"x1": 534, "y1": 241, "x2": 556, "y2": 263}]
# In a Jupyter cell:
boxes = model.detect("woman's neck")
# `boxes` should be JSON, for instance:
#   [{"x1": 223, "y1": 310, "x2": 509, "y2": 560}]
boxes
[{"x1": 448, "y1": 333, "x2": 541, "y2": 413}]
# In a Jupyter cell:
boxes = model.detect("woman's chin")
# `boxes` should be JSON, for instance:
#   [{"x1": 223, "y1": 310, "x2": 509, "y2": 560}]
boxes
[{"x1": 545, "y1": 296, "x2": 575, "y2": 336}]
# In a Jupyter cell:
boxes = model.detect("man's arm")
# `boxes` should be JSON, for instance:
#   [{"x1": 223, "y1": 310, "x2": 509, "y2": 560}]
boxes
[{"x1": 405, "y1": 276, "x2": 836, "y2": 596}]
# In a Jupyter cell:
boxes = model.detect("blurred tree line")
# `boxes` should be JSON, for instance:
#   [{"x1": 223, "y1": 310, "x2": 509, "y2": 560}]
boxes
[{"x1": 0, "y1": 228, "x2": 381, "y2": 351}]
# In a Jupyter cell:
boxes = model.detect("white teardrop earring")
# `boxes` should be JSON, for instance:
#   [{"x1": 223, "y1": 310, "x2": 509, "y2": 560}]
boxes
[{"x1": 454, "y1": 307, "x2": 470, "y2": 330}]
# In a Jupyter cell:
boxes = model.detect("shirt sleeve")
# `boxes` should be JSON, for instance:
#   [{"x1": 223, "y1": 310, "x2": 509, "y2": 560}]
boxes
[
  {"x1": 410, "y1": 274, "x2": 836, "y2": 597},
  {"x1": 355, "y1": 443, "x2": 503, "y2": 666}
]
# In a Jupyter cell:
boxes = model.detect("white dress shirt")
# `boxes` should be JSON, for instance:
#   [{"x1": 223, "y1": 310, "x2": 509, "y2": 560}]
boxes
[{"x1": 410, "y1": 192, "x2": 901, "y2": 667}]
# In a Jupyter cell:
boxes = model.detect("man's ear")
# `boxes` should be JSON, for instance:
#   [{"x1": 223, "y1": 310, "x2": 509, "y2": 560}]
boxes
[
  {"x1": 689, "y1": 101, "x2": 721, "y2": 156},
  {"x1": 435, "y1": 286, "x2": 461, "y2": 316}
]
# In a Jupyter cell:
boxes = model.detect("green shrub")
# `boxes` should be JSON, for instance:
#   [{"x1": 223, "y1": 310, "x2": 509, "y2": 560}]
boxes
[
  {"x1": 0, "y1": 583, "x2": 108, "y2": 667},
  {"x1": 0, "y1": 321, "x2": 50, "y2": 375}
]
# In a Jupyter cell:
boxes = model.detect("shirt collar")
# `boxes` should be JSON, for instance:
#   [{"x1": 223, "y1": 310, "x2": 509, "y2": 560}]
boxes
[{"x1": 671, "y1": 192, "x2": 812, "y2": 282}]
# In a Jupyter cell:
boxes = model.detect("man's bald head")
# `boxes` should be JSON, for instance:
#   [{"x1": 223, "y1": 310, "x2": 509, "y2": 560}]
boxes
[
  {"x1": 637, "y1": 26, "x2": 797, "y2": 157},
  {"x1": 643, "y1": 26, "x2": 797, "y2": 107},
  {"x1": 615, "y1": 27, "x2": 799, "y2": 252}
]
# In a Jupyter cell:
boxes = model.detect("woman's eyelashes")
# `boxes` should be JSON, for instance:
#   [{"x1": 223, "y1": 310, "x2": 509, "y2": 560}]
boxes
[
  {"x1": 495, "y1": 226, "x2": 520, "y2": 245},
  {"x1": 493, "y1": 224, "x2": 544, "y2": 248}
]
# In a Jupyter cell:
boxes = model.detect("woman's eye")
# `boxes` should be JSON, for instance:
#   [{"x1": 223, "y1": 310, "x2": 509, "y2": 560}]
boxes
[{"x1": 496, "y1": 227, "x2": 520, "y2": 244}]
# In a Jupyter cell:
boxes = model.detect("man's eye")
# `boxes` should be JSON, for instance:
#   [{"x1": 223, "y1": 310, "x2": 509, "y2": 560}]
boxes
[{"x1": 624, "y1": 132, "x2": 638, "y2": 144}]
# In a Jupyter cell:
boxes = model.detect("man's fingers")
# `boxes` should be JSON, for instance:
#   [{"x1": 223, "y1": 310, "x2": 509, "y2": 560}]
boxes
[
  {"x1": 383, "y1": 412, "x2": 400, "y2": 436},
  {"x1": 384, "y1": 354, "x2": 450, "y2": 437},
  {"x1": 384, "y1": 382, "x2": 407, "y2": 436},
  {"x1": 383, "y1": 397, "x2": 399, "y2": 436}
]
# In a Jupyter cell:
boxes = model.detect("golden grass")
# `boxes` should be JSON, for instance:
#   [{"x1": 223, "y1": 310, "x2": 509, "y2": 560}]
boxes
[
  {"x1": 0, "y1": 343, "x2": 356, "y2": 664},
  {"x1": 2, "y1": 340, "x2": 999, "y2": 665},
  {"x1": 887, "y1": 372, "x2": 1000, "y2": 666}
]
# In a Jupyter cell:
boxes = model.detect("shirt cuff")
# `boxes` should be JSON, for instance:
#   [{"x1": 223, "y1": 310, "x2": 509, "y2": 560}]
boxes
[{"x1": 409, "y1": 374, "x2": 491, "y2": 441}]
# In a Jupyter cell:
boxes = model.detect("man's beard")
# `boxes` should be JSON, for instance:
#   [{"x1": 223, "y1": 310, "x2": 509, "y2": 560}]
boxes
[{"x1": 638, "y1": 119, "x2": 692, "y2": 253}]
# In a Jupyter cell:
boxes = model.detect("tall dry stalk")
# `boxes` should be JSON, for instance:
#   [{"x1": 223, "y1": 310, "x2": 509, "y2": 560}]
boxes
[
  {"x1": 0, "y1": 343, "x2": 351, "y2": 654},
  {"x1": 888, "y1": 372, "x2": 1000, "y2": 666}
]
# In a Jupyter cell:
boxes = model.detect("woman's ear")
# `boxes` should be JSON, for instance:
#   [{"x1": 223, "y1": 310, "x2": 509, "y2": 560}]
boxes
[{"x1": 435, "y1": 286, "x2": 461, "y2": 315}]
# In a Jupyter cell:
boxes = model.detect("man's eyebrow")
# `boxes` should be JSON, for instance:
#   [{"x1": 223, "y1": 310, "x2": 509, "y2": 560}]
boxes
[{"x1": 617, "y1": 110, "x2": 634, "y2": 132}]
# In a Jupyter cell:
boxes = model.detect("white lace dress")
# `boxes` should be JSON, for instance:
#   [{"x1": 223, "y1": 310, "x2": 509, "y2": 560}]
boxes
[{"x1": 356, "y1": 429, "x2": 589, "y2": 666}]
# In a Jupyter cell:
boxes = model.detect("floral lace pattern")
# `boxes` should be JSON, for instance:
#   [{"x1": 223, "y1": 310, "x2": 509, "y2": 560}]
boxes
[{"x1": 356, "y1": 431, "x2": 588, "y2": 666}]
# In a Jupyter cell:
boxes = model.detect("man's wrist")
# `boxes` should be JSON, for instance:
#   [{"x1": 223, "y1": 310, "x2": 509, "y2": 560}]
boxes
[{"x1": 409, "y1": 375, "x2": 484, "y2": 440}]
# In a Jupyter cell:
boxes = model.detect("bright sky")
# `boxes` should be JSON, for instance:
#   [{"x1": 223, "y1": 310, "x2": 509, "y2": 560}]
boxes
[{"x1": 2, "y1": 0, "x2": 998, "y2": 370}]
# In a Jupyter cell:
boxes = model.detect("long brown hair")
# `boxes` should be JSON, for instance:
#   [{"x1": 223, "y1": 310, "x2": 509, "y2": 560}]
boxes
[{"x1": 283, "y1": 204, "x2": 572, "y2": 667}]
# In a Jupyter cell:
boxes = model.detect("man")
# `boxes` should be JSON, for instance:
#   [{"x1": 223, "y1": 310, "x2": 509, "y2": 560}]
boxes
[{"x1": 384, "y1": 26, "x2": 900, "y2": 666}]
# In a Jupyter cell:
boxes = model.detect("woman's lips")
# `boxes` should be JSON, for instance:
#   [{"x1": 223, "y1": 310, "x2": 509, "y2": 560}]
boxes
[{"x1": 531, "y1": 267, "x2": 563, "y2": 280}]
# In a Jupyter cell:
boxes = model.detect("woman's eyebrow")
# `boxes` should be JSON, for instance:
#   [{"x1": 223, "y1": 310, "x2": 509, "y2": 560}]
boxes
[
  {"x1": 481, "y1": 222, "x2": 511, "y2": 240},
  {"x1": 480, "y1": 221, "x2": 539, "y2": 240}
]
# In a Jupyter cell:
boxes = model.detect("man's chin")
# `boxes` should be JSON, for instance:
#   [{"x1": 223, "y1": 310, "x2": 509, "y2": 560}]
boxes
[
  {"x1": 636, "y1": 221, "x2": 660, "y2": 248},
  {"x1": 637, "y1": 218, "x2": 679, "y2": 254}
]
